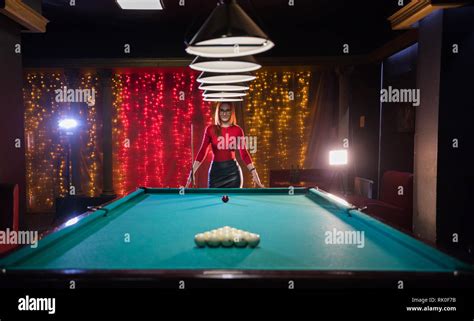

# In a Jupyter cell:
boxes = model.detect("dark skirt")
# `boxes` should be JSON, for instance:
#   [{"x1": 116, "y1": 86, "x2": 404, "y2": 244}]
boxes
[{"x1": 208, "y1": 159, "x2": 243, "y2": 188}]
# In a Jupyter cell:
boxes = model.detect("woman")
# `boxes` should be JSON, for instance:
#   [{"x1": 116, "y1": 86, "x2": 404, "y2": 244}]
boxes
[{"x1": 186, "y1": 102, "x2": 264, "y2": 188}]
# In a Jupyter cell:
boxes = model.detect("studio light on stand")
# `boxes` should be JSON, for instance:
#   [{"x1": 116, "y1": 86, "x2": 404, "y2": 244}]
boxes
[
  {"x1": 58, "y1": 118, "x2": 81, "y2": 197},
  {"x1": 58, "y1": 118, "x2": 78, "y2": 136},
  {"x1": 329, "y1": 149, "x2": 349, "y2": 196},
  {"x1": 329, "y1": 150, "x2": 348, "y2": 166}
]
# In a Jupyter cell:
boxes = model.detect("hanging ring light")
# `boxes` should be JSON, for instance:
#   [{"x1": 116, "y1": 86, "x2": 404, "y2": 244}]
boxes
[
  {"x1": 186, "y1": 43, "x2": 273, "y2": 58},
  {"x1": 116, "y1": 0, "x2": 164, "y2": 10},
  {"x1": 204, "y1": 97, "x2": 244, "y2": 102},
  {"x1": 199, "y1": 83, "x2": 250, "y2": 91},
  {"x1": 203, "y1": 91, "x2": 247, "y2": 98},
  {"x1": 190, "y1": 56, "x2": 261, "y2": 73},
  {"x1": 197, "y1": 72, "x2": 256, "y2": 84}
]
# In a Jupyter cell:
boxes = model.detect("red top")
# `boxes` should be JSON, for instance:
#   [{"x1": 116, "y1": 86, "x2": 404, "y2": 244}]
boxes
[{"x1": 195, "y1": 125, "x2": 252, "y2": 165}]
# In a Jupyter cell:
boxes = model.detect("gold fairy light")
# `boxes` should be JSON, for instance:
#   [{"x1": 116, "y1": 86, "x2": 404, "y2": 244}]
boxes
[
  {"x1": 111, "y1": 74, "x2": 125, "y2": 195},
  {"x1": 80, "y1": 74, "x2": 101, "y2": 197},
  {"x1": 243, "y1": 69, "x2": 312, "y2": 187},
  {"x1": 24, "y1": 72, "x2": 102, "y2": 212},
  {"x1": 24, "y1": 72, "x2": 64, "y2": 211}
]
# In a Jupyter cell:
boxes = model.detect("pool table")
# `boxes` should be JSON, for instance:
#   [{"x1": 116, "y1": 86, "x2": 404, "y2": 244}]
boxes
[{"x1": 0, "y1": 187, "x2": 472, "y2": 287}]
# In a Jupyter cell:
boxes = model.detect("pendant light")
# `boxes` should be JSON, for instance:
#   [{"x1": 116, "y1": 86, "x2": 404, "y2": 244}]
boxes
[{"x1": 185, "y1": 0, "x2": 274, "y2": 58}]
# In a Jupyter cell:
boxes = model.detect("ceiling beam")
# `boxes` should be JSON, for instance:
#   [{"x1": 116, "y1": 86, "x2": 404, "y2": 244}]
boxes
[
  {"x1": 368, "y1": 28, "x2": 418, "y2": 62},
  {"x1": 388, "y1": 0, "x2": 465, "y2": 30},
  {"x1": 0, "y1": 0, "x2": 49, "y2": 32}
]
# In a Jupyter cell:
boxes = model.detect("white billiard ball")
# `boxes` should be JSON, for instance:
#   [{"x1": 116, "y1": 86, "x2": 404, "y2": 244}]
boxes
[
  {"x1": 203, "y1": 232, "x2": 211, "y2": 242},
  {"x1": 221, "y1": 233, "x2": 233, "y2": 247},
  {"x1": 241, "y1": 232, "x2": 252, "y2": 240},
  {"x1": 233, "y1": 233, "x2": 247, "y2": 247},
  {"x1": 215, "y1": 231, "x2": 224, "y2": 241},
  {"x1": 194, "y1": 234, "x2": 206, "y2": 247},
  {"x1": 247, "y1": 234, "x2": 260, "y2": 248},
  {"x1": 216, "y1": 232, "x2": 226, "y2": 242},
  {"x1": 208, "y1": 233, "x2": 221, "y2": 247}
]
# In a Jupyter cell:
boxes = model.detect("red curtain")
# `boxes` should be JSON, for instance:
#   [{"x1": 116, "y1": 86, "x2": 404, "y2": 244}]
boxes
[{"x1": 112, "y1": 69, "x2": 213, "y2": 194}]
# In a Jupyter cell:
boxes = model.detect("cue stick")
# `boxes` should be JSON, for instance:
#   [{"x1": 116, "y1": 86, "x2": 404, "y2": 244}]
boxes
[{"x1": 191, "y1": 123, "x2": 194, "y2": 188}]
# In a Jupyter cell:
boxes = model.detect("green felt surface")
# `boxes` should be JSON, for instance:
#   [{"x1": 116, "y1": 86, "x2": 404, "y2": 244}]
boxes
[{"x1": 0, "y1": 188, "x2": 471, "y2": 272}]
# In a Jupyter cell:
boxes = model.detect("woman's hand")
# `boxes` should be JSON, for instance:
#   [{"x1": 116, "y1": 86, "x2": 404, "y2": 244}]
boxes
[{"x1": 251, "y1": 170, "x2": 264, "y2": 188}]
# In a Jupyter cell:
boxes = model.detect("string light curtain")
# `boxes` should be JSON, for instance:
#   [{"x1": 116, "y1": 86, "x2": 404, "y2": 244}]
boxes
[
  {"x1": 24, "y1": 68, "x2": 313, "y2": 208},
  {"x1": 112, "y1": 69, "x2": 213, "y2": 195},
  {"x1": 24, "y1": 72, "x2": 101, "y2": 212},
  {"x1": 242, "y1": 70, "x2": 312, "y2": 187}
]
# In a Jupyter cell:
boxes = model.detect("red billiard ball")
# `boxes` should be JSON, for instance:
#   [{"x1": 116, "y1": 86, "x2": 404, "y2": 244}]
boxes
[{"x1": 222, "y1": 195, "x2": 229, "y2": 203}]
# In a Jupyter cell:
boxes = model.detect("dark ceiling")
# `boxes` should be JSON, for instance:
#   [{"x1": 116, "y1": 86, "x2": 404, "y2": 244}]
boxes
[{"x1": 22, "y1": 0, "x2": 405, "y2": 61}]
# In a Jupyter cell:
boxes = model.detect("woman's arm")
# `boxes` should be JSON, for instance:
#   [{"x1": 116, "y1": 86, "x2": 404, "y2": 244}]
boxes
[
  {"x1": 236, "y1": 126, "x2": 264, "y2": 188},
  {"x1": 186, "y1": 126, "x2": 211, "y2": 187},
  {"x1": 236, "y1": 126, "x2": 252, "y2": 166}
]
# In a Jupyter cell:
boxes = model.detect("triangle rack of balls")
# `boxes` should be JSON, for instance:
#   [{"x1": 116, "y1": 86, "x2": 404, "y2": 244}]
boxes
[{"x1": 194, "y1": 226, "x2": 260, "y2": 248}]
